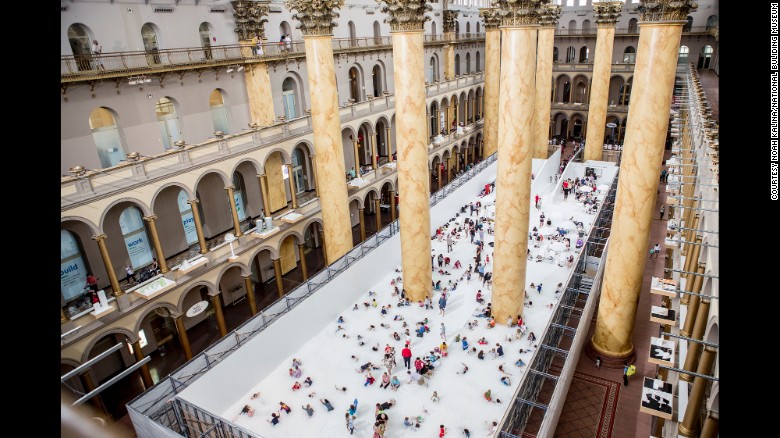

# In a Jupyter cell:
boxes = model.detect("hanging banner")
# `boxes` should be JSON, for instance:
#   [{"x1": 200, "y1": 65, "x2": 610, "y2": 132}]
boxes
[
  {"x1": 234, "y1": 191, "x2": 246, "y2": 221},
  {"x1": 61, "y1": 257, "x2": 88, "y2": 301},
  {"x1": 124, "y1": 231, "x2": 153, "y2": 268},
  {"x1": 181, "y1": 210, "x2": 198, "y2": 244}
]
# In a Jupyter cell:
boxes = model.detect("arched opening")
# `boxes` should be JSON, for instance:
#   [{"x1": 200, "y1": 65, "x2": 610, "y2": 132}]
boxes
[
  {"x1": 678, "y1": 45, "x2": 690, "y2": 65},
  {"x1": 572, "y1": 75, "x2": 589, "y2": 104},
  {"x1": 282, "y1": 77, "x2": 301, "y2": 120},
  {"x1": 301, "y1": 221, "x2": 326, "y2": 276},
  {"x1": 67, "y1": 23, "x2": 94, "y2": 71},
  {"x1": 553, "y1": 113, "x2": 569, "y2": 139},
  {"x1": 607, "y1": 75, "x2": 625, "y2": 106},
  {"x1": 619, "y1": 77, "x2": 633, "y2": 105},
  {"x1": 85, "y1": 332, "x2": 145, "y2": 421},
  {"x1": 89, "y1": 107, "x2": 126, "y2": 168},
  {"x1": 566, "y1": 46, "x2": 576, "y2": 63},
  {"x1": 465, "y1": 52, "x2": 471, "y2": 74},
  {"x1": 570, "y1": 114, "x2": 585, "y2": 140},
  {"x1": 605, "y1": 115, "x2": 621, "y2": 143},
  {"x1": 136, "y1": 306, "x2": 187, "y2": 383},
  {"x1": 194, "y1": 172, "x2": 231, "y2": 237},
  {"x1": 199, "y1": 22, "x2": 213, "y2": 60},
  {"x1": 568, "y1": 19, "x2": 577, "y2": 35},
  {"x1": 429, "y1": 102, "x2": 439, "y2": 141},
  {"x1": 209, "y1": 89, "x2": 230, "y2": 134},
  {"x1": 61, "y1": 229, "x2": 90, "y2": 307},
  {"x1": 349, "y1": 66, "x2": 363, "y2": 102},
  {"x1": 429, "y1": 55, "x2": 440, "y2": 83},
  {"x1": 348, "y1": 21, "x2": 357, "y2": 46},
  {"x1": 475, "y1": 51, "x2": 481, "y2": 72},
  {"x1": 155, "y1": 97, "x2": 183, "y2": 151},
  {"x1": 553, "y1": 47, "x2": 559, "y2": 63},
  {"x1": 231, "y1": 171, "x2": 248, "y2": 222},
  {"x1": 119, "y1": 205, "x2": 154, "y2": 269},
  {"x1": 372, "y1": 64, "x2": 385, "y2": 97},
  {"x1": 141, "y1": 23, "x2": 161, "y2": 64},
  {"x1": 683, "y1": 16, "x2": 693, "y2": 32},
  {"x1": 476, "y1": 22, "x2": 481, "y2": 34},
  {"x1": 373, "y1": 20, "x2": 382, "y2": 44},
  {"x1": 431, "y1": 21, "x2": 437, "y2": 38},
  {"x1": 455, "y1": 21, "x2": 460, "y2": 35},
  {"x1": 582, "y1": 19, "x2": 591, "y2": 34},
  {"x1": 262, "y1": 151, "x2": 289, "y2": 214},
  {"x1": 623, "y1": 46, "x2": 636, "y2": 64},
  {"x1": 706, "y1": 15, "x2": 718, "y2": 30},
  {"x1": 698, "y1": 45, "x2": 714, "y2": 69},
  {"x1": 176, "y1": 189, "x2": 200, "y2": 246},
  {"x1": 455, "y1": 54, "x2": 461, "y2": 76},
  {"x1": 628, "y1": 18, "x2": 638, "y2": 33},
  {"x1": 430, "y1": 156, "x2": 441, "y2": 195},
  {"x1": 291, "y1": 145, "x2": 310, "y2": 195},
  {"x1": 579, "y1": 46, "x2": 589, "y2": 63},
  {"x1": 555, "y1": 75, "x2": 572, "y2": 103}
]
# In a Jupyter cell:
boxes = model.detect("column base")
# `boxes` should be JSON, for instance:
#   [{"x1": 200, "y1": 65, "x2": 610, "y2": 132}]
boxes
[
  {"x1": 679, "y1": 372, "x2": 695, "y2": 382},
  {"x1": 677, "y1": 422, "x2": 699, "y2": 437},
  {"x1": 584, "y1": 339, "x2": 636, "y2": 369}
]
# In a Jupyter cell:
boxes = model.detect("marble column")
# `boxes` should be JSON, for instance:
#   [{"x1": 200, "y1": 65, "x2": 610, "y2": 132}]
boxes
[
  {"x1": 273, "y1": 258, "x2": 284, "y2": 298},
  {"x1": 680, "y1": 297, "x2": 711, "y2": 382},
  {"x1": 61, "y1": 307, "x2": 69, "y2": 324},
  {"x1": 532, "y1": 5, "x2": 562, "y2": 159},
  {"x1": 679, "y1": 265, "x2": 704, "y2": 329},
  {"x1": 389, "y1": 190, "x2": 397, "y2": 222},
  {"x1": 589, "y1": 1, "x2": 695, "y2": 365},
  {"x1": 132, "y1": 340, "x2": 154, "y2": 388},
  {"x1": 374, "y1": 198, "x2": 382, "y2": 232},
  {"x1": 297, "y1": 243, "x2": 309, "y2": 281},
  {"x1": 92, "y1": 234, "x2": 123, "y2": 297},
  {"x1": 442, "y1": 10, "x2": 458, "y2": 79},
  {"x1": 678, "y1": 346, "x2": 717, "y2": 436},
  {"x1": 359, "y1": 207, "x2": 366, "y2": 241},
  {"x1": 210, "y1": 293, "x2": 227, "y2": 337},
  {"x1": 143, "y1": 215, "x2": 169, "y2": 273},
  {"x1": 353, "y1": 139, "x2": 361, "y2": 173},
  {"x1": 491, "y1": 0, "x2": 542, "y2": 325},
  {"x1": 243, "y1": 276, "x2": 258, "y2": 315},
  {"x1": 379, "y1": 0, "x2": 433, "y2": 302},
  {"x1": 371, "y1": 132, "x2": 378, "y2": 170},
  {"x1": 232, "y1": 2, "x2": 272, "y2": 126},
  {"x1": 584, "y1": 2, "x2": 621, "y2": 161},
  {"x1": 437, "y1": 162, "x2": 442, "y2": 191},
  {"x1": 683, "y1": 236, "x2": 702, "y2": 277},
  {"x1": 288, "y1": 0, "x2": 353, "y2": 262},
  {"x1": 699, "y1": 411, "x2": 719, "y2": 438},
  {"x1": 174, "y1": 315, "x2": 193, "y2": 360},
  {"x1": 187, "y1": 199, "x2": 209, "y2": 254},
  {"x1": 225, "y1": 186, "x2": 243, "y2": 237},
  {"x1": 318, "y1": 227, "x2": 328, "y2": 265},
  {"x1": 79, "y1": 372, "x2": 108, "y2": 418},
  {"x1": 286, "y1": 164, "x2": 298, "y2": 208}
]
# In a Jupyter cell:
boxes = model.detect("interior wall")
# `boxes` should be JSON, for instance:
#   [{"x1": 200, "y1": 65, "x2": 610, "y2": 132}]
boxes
[
  {"x1": 265, "y1": 153, "x2": 287, "y2": 213},
  {"x1": 279, "y1": 236, "x2": 297, "y2": 274}
]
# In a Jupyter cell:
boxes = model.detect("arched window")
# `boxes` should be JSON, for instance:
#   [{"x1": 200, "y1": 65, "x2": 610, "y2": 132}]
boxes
[
  {"x1": 431, "y1": 21, "x2": 437, "y2": 38},
  {"x1": 678, "y1": 45, "x2": 689, "y2": 65},
  {"x1": 177, "y1": 190, "x2": 199, "y2": 245},
  {"x1": 155, "y1": 97, "x2": 182, "y2": 150},
  {"x1": 566, "y1": 46, "x2": 576, "y2": 63},
  {"x1": 372, "y1": 64, "x2": 384, "y2": 96},
  {"x1": 579, "y1": 46, "x2": 589, "y2": 63},
  {"x1": 455, "y1": 54, "x2": 461, "y2": 75},
  {"x1": 291, "y1": 148, "x2": 308, "y2": 194},
  {"x1": 628, "y1": 18, "x2": 638, "y2": 33},
  {"x1": 67, "y1": 23, "x2": 94, "y2": 71},
  {"x1": 141, "y1": 23, "x2": 160, "y2": 64},
  {"x1": 209, "y1": 89, "x2": 230, "y2": 134},
  {"x1": 476, "y1": 22, "x2": 480, "y2": 34},
  {"x1": 466, "y1": 22, "x2": 471, "y2": 35},
  {"x1": 582, "y1": 20, "x2": 591, "y2": 34},
  {"x1": 568, "y1": 19, "x2": 577, "y2": 35},
  {"x1": 683, "y1": 16, "x2": 693, "y2": 32},
  {"x1": 373, "y1": 21, "x2": 382, "y2": 44},
  {"x1": 699, "y1": 45, "x2": 714, "y2": 69},
  {"x1": 466, "y1": 53, "x2": 471, "y2": 74},
  {"x1": 61, "y1": 230, "x2": 89, "y2": 302},
  {"x1": 119, "y1": 206, "x2": 153, "y2": 268},
  {"x1": 706, "y1": 15, "x2": 718, "y2": 30},
  {"x1": 282, "y1": 77, "x2": 299, "y2": 119},
  {"x1": 348, "y1": 66, "x2": 362, "y2": 102},
  {"x1": 279, "y1": 21, "x2": 292, "y2": 41},
  {"x1": 429, "y1": 56, "x2": 439, "y2": 83},
  {"x1": 231, "y1": 172, "x2": 247, "y2": 221},
  {"x1": 475, "y1": 52, "x2": 481, "y2": 72},
  {"x1": 348, "y1": 21, "x2": 357, "y2": 46},
  {"x1": 553, "y1": 47, "x2": 559, "y2": 63},
  {"x1": 455, "y1": 21, "x2": 460, "y2": 35},
  {"x1": 90, "y1": 107, "x2": 126, "y2": 168},
  {"x1": 623, "y1": 46, "x2": 636, "y2": 63},
  {"x1": 199, "y1": 22, "x2": 213, "y2": 59}
]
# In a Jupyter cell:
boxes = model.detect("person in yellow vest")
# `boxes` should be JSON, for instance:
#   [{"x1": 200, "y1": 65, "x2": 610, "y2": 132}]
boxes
[{"x1": 623, "y1": 362, "x2": 637, "y2": 386}]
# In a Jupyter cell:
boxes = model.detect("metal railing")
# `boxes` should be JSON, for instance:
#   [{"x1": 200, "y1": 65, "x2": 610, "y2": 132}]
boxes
[
  {"x1": 552, "y1": 62, "x2": 636, "y2": 72},
  {"x1": 497, "y1": 173, "x2": 619, "y2": 437},
  {"x1": 127, "y1": 153, "x2": 498, "y2": 438},
  {"x1": 62, "y1": 34, "x2": 485, "y2": 82},
  {"x1": 555, "y1": 26, "x2": 714, "y2": 37}
]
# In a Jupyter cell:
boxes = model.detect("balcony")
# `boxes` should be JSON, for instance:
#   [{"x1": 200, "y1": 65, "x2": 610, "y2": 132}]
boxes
[
  {"x1": 552, "y1": 62, "x2": 636, "y2": 72},
  {"x1": 61, "y1": 34, "x2": 486, "y2": 85},
  {"x1": 554, "y1": 26, "x2": 715, "y2": 37}
]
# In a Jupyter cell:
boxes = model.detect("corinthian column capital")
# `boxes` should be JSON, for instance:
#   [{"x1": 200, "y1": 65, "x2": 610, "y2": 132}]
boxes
[
  {"x1": 377, "y1": 0, "x2": 433, "y2": 32},
  {"x1": 634, "y1": 0, "x2": 698, "y2": 22},
  {"x1": 493, "y1": 0, "x2": 549, "y2": 27},
  {"x1": 593, "y1": 1, "x2": 622, "y2": 27},
  {"x1": 442, "y1": 9, "x2": 460, "y2": 33},
  {"x1": 479, "y1": 8, "x2": 502, "y2": 30},
  {"x1": 537, "y1": 4, "x2": 561, "y2": 28},
  {"x1": 285, "y1": 0, "x2": 344, "y2": 36},
  {"x1": 231, "y1": 1, "x2": 270, "y2": 40}
]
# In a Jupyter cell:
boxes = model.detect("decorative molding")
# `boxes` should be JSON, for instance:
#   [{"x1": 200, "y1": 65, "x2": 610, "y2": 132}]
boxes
[
  {"x1": 634, "y1": 0, "x2": 698, "y2": 22},
  {"x1": 285, "y1": 0, "x2": 344, "y2": 36},
  {"x1": 377, "y1": 0, "x2": 433, "y2": 32},
  {"x1": 479, "y1": 8, "x2": 501, "y2": 30},
  {"x1": 231, "y1": 1, "x2": 270, "y2": 41},
  {"x1": 593, "y1": 2, "x2": 622, "y2": 27},
  {"x1": 537, "y1": 4, "x2": 561, "y2": 28},
  {"x1": 493, "y1": 0, "x2": 548, "y2": 27},
  {"x1": 442, "y1": 9, "x2": 460, "y2": 33}
]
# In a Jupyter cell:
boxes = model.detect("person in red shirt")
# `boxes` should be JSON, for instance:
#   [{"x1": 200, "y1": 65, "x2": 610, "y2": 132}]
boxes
[
  {"x1": 439, "y1": 424, "x2": 447, "y2": 437},
  {"x1": 401, "y1": 347, "x2": 412, "y2": 369},
  {"x1": 85, "y1": 273, "x2": 99, "y2": 292}
]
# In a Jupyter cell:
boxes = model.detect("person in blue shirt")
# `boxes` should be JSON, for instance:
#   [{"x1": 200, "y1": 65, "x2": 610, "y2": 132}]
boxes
[{"x1": 462, "y1": 337, "x2": 469, "y2": 350}]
